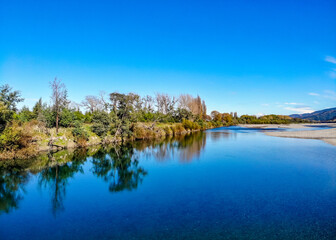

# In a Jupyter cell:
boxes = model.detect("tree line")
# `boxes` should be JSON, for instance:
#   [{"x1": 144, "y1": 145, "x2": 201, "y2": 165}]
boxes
[{"x1": 0, "y1": 79, "x2": 307, "y2": 157}]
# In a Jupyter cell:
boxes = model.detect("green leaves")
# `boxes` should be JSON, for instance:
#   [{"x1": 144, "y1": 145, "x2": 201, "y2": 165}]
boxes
[{"x1": 0, "y1": 84, "x2": 23, "y2": 112}]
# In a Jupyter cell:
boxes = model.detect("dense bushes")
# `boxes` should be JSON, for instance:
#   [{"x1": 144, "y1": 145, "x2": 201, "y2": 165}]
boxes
[
  {"x1": 182, "y1": 119, "x2": 201, "y2": 131},
  {"x1": 238, "y1": 114, "x2": 307, "y2": 124},
  {"x1": 91, "y1": 111, "x2": 111, "y2": 137},
  {"x1": 0, "y1": 121, "x2": 37, "y2": 159},
  {"x1": 72, "y1": 121, "x2": 89, "y2": 146},
  {"x1": 0, "y1": 102, "x2": 13, "y2": 132}
]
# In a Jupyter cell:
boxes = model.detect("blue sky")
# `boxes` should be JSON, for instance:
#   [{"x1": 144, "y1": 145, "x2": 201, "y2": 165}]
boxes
[{"x1": 0, "y1": 0, "x2": 335, "y2": 115}]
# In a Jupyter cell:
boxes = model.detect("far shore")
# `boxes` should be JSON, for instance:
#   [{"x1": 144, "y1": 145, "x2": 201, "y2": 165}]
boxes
[{"x1": 239, "y1": 123, "x2": 336, "y2": 146}]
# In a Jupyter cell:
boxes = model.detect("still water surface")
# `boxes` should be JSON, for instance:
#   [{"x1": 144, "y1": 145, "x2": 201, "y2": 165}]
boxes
[{"x1": 1, "y1": 127, "x2": 336, "y2": 239}]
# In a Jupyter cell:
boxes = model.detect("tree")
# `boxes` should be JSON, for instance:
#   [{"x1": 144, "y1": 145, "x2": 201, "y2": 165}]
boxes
[
  {"x1": 50, "y1": 78, "x2": 68, "y2": 133},
  {"x1": 155, "y1": 93, "x2": 177, "y2": 115},
  {"x1": 59, "y1": 108, "x2": 75, "y2": 127},
  {"x1": 17, "y1": 106, "x2": 34, "y2": 122},
  {"x1": 91, "y1": 111, "x2": 111, "y2": 137},
  {"x1": 211, "y1": 111, "x2": 222, "y2": 122},
  {"x1": 32, "y1": 98, "x2": 43, "y2": 119},
  {"x1": 0, "y1": 102, "x2": 13, "y2": 132},
  {"x1": 109, "y1": 92, "x2": 140, "y2": 140},
  {"x1": 222, "y1": 113, "x2": 233, "y2": 125},
  {"x1": 202, "y1": 100, "x2": 207, "y2": 119},
  {"x1": 178, "y1": 94, "x2": 207, "y2": 119},
  {"x1": 99, "y1": 91, "x2": 110, "y2": 111},
  {"x1": 178, "y1": 94, "x2": 193, "y2": 111},
  {"x1": 0, "y1": 84, "x2": 23, "y2": 112},
  {"x1": 82, "y1": 95, "x2": 102, "y2": 113}
]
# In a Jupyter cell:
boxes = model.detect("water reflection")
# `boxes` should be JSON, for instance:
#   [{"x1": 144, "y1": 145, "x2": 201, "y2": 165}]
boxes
[
  {"x1": 0, "y1": 163, "x2": 29, "y2": 214},
  {"x1": 91, "y1": 144, "x2": 147, "y2": 193},
  {"x1": 38, "y1": 151, "x2": 86, "y2": 216},
  {"x1": 0, "y1": 130, "x2": 239, "y2": 216},
  {"x1": 136, "y1": 132, "x2": 207, "y2": 162}
]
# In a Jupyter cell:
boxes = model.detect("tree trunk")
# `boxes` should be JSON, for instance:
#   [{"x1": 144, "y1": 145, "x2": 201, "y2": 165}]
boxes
[{"x1": 56, "y1": 111, "x2": 59, "y2": 134}]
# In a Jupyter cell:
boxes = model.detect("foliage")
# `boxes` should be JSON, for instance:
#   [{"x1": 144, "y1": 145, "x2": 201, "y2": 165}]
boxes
[
  {"x1": 59, "y1": 108, "x2": 75, "y2": 127},
  {"x1": 17, "y1": 106, "x2": 35, "y2": 122},
  {"x1": 0, "y1": 102, "x2": 14, "y2": 132},
  {"x1": 0, "y1": 84, "x2": 23, "y2": 112},
  {"x1": 182, "y1": 119, "x2": 201, "y2": 130},
  {"x1": 238, "y1": 114, "x2": 305, "y2": 124},
  {"x1": 0, "y1": 121, "x2": 37, "y2": 159},
  {"x1": 42, "y1": 107, "x2": 56, "y2": 128},
  {"x1": 32, "y1": 98, "x2": 43, "y2": 118},
  {"x1": 72, "y1": 121, "x2": 89, "y2": 146},
  {"x1": 91, "y1": 111, "x2": 111, "y2": 137}
]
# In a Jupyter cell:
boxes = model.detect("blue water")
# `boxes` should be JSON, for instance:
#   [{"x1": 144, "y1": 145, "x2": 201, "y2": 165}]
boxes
[{"x1": 1, "y1": 127, "x2": 336, "y2": 239}]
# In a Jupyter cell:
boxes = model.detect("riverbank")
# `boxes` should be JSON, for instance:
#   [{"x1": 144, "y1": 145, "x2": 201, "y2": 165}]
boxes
[
  {"x1": 239, "y1": 123, "x2": 336, "y2": 129},
  {"x1": 240, "y1": 123, "x2": 336, "y2": 146},
  {"x1": 0, "y1": 121, "x2": 218, "y2": 160}
]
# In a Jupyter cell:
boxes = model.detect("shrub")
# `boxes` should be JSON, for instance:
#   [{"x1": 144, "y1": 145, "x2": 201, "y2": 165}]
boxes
[
  {"x1": 182, "y1": 119, "x2": 201, "y2": 131},
  {"x1": 17, "y1": 106, "x2": 35, "y2": 122},
  {"x1": 42, "y1": 108, "x2": 56, "y2": 128},
  {"x1": 163, "y1": 126, "x2": 173, "y2": 135},
  {"x1": 91, "y1": 111, "x2": 110, "y2": 137},
  {"x1": 0, "y1": 121, "x2": 37, "y2": 159},
  {"x1": 84, "y1": 112, "x2": 93, "y2": 123},
  {"x1": 172, "y1": 123, "x2": 185, "y2": 135},
  {"x1": 72, "y1": 121, "x2": 89, "y2": 140},
  {"x1": 0, "y1": 102, "x2": 13, "y2": 132},
  {"x1": 59, "y1": 108, "x2": 76, "y2": 127}
]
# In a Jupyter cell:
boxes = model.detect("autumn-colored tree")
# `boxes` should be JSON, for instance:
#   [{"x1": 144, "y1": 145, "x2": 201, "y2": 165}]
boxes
[{"x1": 211, "y1": 111, "x2": 222, "y2": 122}]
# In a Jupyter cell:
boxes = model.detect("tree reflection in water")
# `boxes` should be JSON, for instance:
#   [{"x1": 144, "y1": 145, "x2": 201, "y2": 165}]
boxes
[
  {"x1": 0, "y1": 160, "x2": 29, "y2": 214},
  {"x1": 38, "y1": 150, "x2": 87, "y2": 216},
  {"x1": 91, "y1": 144, "x2": 147, "y2": 193},
  {"x1": 0, "y1": 131, "x2": 214, "y2": 216},
  {"x1": 134, "y1": 131, "x2": 207, "y2": 162}
]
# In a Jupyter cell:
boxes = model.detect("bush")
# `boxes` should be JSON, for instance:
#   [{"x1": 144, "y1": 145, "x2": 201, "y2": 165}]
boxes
[
  {"x1": 0, "y1": 121, "x2": 37, "y2": 159},
  {"x1": 42, "y1": 108, "x2": 56, "y2": 128},
  {"x1": 182, "y1": 119, "x2": 201, "y2": 131},
  {"x1": 163, "y1": 126, "x2": 173, "y2": 135},
  {"x1": 171, "y1": 123, "x2": 185, "y2": 135},
  {"x1": 91, "y1": 111, "x2": 110, "y2": 137},
  {"x1": 72, "y1": 121, "x2": 89, "y2": 147},
  {"x1": 59, "y1": 108, "x2": 76, "y2": 127},
  {"x1": 17, "y1": 106, "x2": 35, "y2": 122},
  {"x1": 0, "y1": 102, "x2": 13, "y2": 132},
  {"x1": 72, "y1": 121, "x2": 89, "y2": 139},
  {"x1": 73, "y1": 111, "x2": 85, "y2": 122},
  {"x1": 84, "y1": 112, "x2": 93, "y2": 123}
]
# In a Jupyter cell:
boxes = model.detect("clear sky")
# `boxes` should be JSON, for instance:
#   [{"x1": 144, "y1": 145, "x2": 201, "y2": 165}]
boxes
[{"x1": 0, "y1": 0, "x2": 335, "y2": 115}]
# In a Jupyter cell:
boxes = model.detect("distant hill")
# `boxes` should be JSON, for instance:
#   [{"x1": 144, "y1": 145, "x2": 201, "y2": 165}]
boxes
[{"x1": 290, "y1": 107, "x2": 336, "y2": 122}]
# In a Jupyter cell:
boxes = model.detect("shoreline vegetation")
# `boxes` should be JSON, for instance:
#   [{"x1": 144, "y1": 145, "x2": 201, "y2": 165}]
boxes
[
  {"x1": 0, "y1": 80, "x2": 309, "y2": 160},
  {"x1": 240, "y1": 123, "x2": 336, "y2": 146}
]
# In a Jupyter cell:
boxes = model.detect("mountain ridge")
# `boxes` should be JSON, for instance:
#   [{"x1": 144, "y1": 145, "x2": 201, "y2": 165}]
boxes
[{"x1": 290, "y1": 107, "x2": 336, "y2": 122}]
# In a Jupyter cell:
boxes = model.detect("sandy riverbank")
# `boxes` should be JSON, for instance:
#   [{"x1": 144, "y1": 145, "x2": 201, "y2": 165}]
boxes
[
  {"x1": 239, "y1": 123, "x2": 336, "y2": 146},
  {"x1": 239, "y1": 123, "x2": 336, "y2": 129}
]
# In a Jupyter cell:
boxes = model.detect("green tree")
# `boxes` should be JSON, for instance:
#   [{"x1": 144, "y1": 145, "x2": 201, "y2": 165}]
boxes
[
  {"x1": 91, "y1": 111, "x2": 111, "y2": 137},
  {"x1": 59, "y1": 108, "x2": 75, "y2": 127},
  {"x1": 0, "y1": 84, "x2": 23, "y2": 112},
  {"x1": 0, "y1": 102, "x2": 13, "y2": 132},
  {"x1": 32, "y1": 98, "x2": 43, "y2": 119},
  {"x1": 17, "y1": 106, "x2": 34, "y2": 122},
  {"x1": 109, "y1": 92, "x2": 138, "y2": 140}
]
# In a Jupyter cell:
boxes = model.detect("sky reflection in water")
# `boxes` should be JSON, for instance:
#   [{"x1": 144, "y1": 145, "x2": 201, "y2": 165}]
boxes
[{"x1": 1, "y1": 128, "x2": 336, "y2": 239}]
